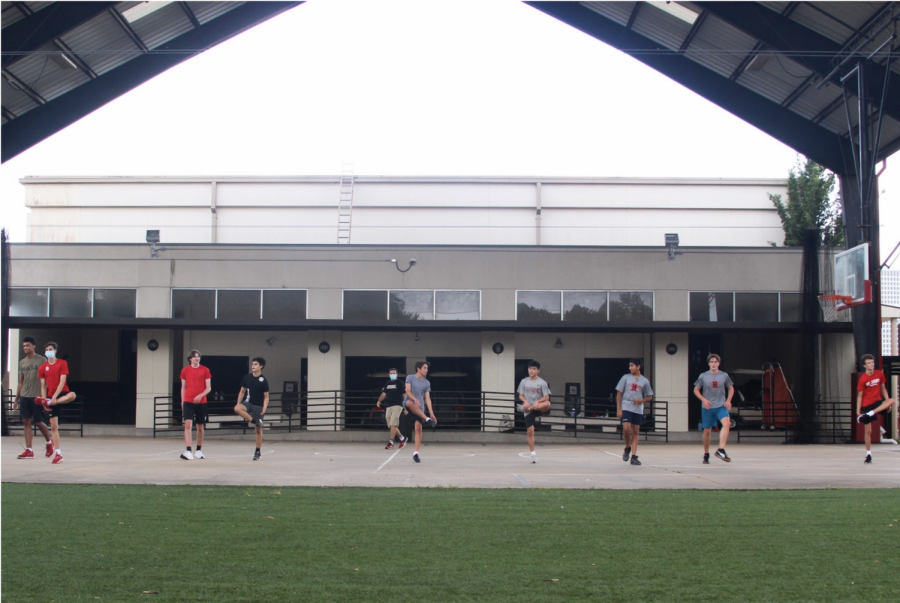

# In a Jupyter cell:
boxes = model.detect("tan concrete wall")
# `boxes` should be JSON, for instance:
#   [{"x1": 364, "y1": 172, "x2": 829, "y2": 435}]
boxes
[{"x1": 136, "y1": 329, "x2": 172, "y2": 430}]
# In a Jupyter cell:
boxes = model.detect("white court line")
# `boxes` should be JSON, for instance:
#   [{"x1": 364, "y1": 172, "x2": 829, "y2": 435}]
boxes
[
  {"x1": 375, "y1": 449, "x2": 401, "y2": 473},
  {"x1": 602, "y1": 451, "x2": 623, "y2": 458}
]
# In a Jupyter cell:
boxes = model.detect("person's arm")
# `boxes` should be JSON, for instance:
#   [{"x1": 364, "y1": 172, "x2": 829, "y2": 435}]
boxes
[
  {"x1": 194, "y1": 377, "x2": 211, "y2": 403},
  {"x1": 262, "y1": 391, "x2": 269, "y2": 415},
  {"x1": 376, "y1": 392, "x2": 386, "y2": 408},
  {"x1": 181, "y1": 379, "x2": 187, "y2": 405},
  {"x1": 40, "y1": 376, "x2": 47, "y2": 400},
  {"x1": 724, "y1": 385, "x2": 734, "y2": 410},
  {"x1": 693, "y1": 386, "x2": 710, "y2": 409},
  {"x1": 14, "y1": 370, "x2": 24, "y2": 410},
  {"x1": 236, "y1": 387, "x2": 247, "y2": 407},
  {"x1": 856, "y1": 390, "x2": 863, "y2": 414},
  {"x1": 425, "y1": 391, "x2": 435, "y2": 420},
  {"x1": 50, "y1": 375, "x2": 67, "y2": 403},
  {"x1": 616, "y1": 391, "x2": 623, "y2": 418}
]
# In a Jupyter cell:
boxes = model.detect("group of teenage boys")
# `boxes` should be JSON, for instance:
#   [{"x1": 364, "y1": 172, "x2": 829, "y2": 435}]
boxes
[{"x1": 14, "y1": 335, "x2": 896, "y2": 466}]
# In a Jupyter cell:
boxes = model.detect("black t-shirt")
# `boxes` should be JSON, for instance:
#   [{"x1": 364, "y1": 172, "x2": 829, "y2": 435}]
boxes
[
  {"x1": 381, "y1": 379, "x2": 405, "y2": 407},
  {"x1": 241, "y1": 373, "x2": 270, "y2": 406}
]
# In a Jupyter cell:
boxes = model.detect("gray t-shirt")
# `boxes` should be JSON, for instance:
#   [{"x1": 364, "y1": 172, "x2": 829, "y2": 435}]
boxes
[
  {"x1": 694, "y1": 371, "x2": 734, "y2": 408},
  {"x1": 19, "y1": 354, "x2": 46, "y2": 397},
  {"x1": 404, "y1": 374, "x2": 431, "y2": 411},
  {"x1": 616, "y1": 374, "x2": 653, "y2": 414},
  {"x1": 517, "y1": 377, "x2": 551, "y2": 416}
]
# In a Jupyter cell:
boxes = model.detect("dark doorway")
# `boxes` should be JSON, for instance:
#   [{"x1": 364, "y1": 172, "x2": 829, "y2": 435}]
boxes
[
  {"x1": 80, "y1": 329, "x2": 137, "y2": 425},
  {"x1": 584, "y1": 358, "x2": 632, "y2": 418},
  {"x1": 427, "y1": 357, "x2": 481, "y2": 428},
  {"x1": 688, "y1": 334, "x2": 724, "y2": 428},
  {"x1": 201, "y1": 355, "x2": 249, "y2": 419},
  {"x1": 344, "y1": 356, "x2": 406, "y2": 429}
]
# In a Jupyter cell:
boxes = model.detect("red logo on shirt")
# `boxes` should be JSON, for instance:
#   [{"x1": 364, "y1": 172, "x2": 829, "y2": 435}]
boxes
[
  {"x1": 630, "y1": 383, "x2": 639, "y2": 392},
  {"x1": 711, "y1": 380, "x2": 719, "y2": 389}
]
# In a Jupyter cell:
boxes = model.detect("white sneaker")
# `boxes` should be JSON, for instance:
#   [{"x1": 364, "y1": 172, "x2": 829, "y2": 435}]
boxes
[
  {"x1": 516, "y1": 403, "x2": 525, "y2": 413},
  {"x1": 195, "y1": 450, "x2": 205, "y2": 459},
  {"x1": 180, "y1": 450, "x2": 194, "y2": 460},
  {"x1": 531, "y1": 451, "x2": 537, "y2": 464}
]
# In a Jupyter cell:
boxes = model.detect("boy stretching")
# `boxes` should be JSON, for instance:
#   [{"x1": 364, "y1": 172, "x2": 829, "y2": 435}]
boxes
[
  {"x1": 234, "y1": 357, "x2": 270, "y2": 461},
  {"x1": 516, "y1": 360, "x2": 551, "y2": 463},
  {"x1": 403, "y1": 361, "x2": 436, "y2": 463},
  {"x1": 37, "y1": 342, "x2": 77, "y2": 464},
  {"x1": 856, "y1": 354, "x2": 897, "y2": 464}
]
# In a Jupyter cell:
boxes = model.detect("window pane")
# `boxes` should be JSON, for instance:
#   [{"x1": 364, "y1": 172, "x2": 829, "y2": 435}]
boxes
[
  {"x1": 93, "y1": 289, "x2": 136, "y2": 318},
  {"x1": 50, "y1": 289, "x2": 91, "y2": 318},
  {"x1": 217, "y1": 290, "x2": 261, "y2": 320},
  {"x1": 780, "y1": 293, "x2": 801, "y2": 322},
  {"x1": 390, "y1": 290, "x2": 434, "y2": 321},
  {"x1": 344, "y1": 290, "x2": 388, "y2": 320},
  {"x1": 435, "y1": 291, "x2": 480, "y2": 320},
  {"x1": 689, "y1": 292, "x2": 734, "y2": 322},
  {"x1": 263, "y1": 290, "x2": 307, "y2": 320},
  {"x1": 735, "y1": 293, "x2": 778, "y2": 322},
  {"x1": 563, "y1": 291, "x2": 608, "y2": 321},
  {"x1": 609, "y1": 292, "x2": 653, "y2": 321},
  {"x1": 10, "y1": 288, "x2": 48, "y2": 317},
  {"x1": 517, "y1": 291, "x2": 561, "y2": 321},
  {"x1": 172, "y1": 289, "x2": 215, "y2": 319}
]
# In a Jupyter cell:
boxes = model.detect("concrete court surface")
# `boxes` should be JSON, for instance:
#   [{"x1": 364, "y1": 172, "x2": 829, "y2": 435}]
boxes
[{"x1": 2, "y1": 436, "x2": 899, "y2": 490}]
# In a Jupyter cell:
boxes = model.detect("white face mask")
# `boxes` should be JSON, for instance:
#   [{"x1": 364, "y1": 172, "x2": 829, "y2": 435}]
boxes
[
  {"x1": 45, "y1": 350, "x2": 56, "y2": 359},
  {"x1": 389, "y1": 374, "x2": 397, "y2": 380}
]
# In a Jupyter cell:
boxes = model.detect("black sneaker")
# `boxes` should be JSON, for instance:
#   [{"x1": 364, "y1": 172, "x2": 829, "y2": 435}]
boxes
[
  {"x1": 413, "y1": 452, "x2": 421, "y2": 463},
  {"x1": 857, "y1": 413, "x2": 877, "y2": 425},
  {"x1": 715, "y1": 449, "x2": 731, "y2": 462},
  {"x1": 703, "y1": 453, "x2": 710, "y2": 465},
  {"x1": 630, "y1": 455, "x2": 641, "y2": 466},
  {"x1": 253, "y1": 450, "x2": 261, "y2": 461},
  {"x1": 864, "y1": 455, "x2": 872, "y2": 464},
  {"x1": 622, "y1": 447, "x2": 631, "y2": 462}
]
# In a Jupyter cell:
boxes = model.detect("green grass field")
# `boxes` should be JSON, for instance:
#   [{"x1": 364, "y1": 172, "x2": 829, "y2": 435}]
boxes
[{"x1": 2, "y1": 484, "x2": 897, "y2": 602}]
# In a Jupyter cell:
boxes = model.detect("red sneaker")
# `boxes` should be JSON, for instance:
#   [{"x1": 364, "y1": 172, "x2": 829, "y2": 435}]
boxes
[
  {"x1": 17, "y1": 449, "x2": 34, "y2": 459},
  {"x1": 385, "y1": 442, "x2": 395, "y2": 450},
  {"x1": 35, "y1": 397, "x2": 52, "y2": 411},
  {"x1": 398, "y1": 437, "x2": 407, "y2": 449},
  {"x1": 45, "y1": 442, "x2": 54, "y2": 457},
  {"x1": 51, "y1": 452, "x2": 63, "y2": 464}
]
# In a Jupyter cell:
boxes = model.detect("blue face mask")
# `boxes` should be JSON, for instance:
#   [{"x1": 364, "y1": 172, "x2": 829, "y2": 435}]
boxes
[
  {"x1": 45, "y1": 350, "x2": 56, "y2": 359},
  {"x1": 389, "y1": 374, "x2": 397, "y2": 380}
]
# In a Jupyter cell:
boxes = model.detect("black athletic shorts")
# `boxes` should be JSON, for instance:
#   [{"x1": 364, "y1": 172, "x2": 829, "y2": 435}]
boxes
[
  {"x1": 242, "y1": 401, "x2": 263, "y2": 423},
  {"x1": 18, "y1": 397, "x2": 45, "y2": 423},
  {"x1": 859, "y1": 402, "x2": 881, "y2": 424},
  {"x1": 525, "y1": 410, "x2": 547, "y2": 429},
  {"x1": 183, "y1": 402, "x2": 209, "y2": 425}
]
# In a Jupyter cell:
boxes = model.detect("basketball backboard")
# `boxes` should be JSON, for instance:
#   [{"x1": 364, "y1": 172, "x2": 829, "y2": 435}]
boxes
[{"x1": 834, "y1": 243, "x2": 871, "y2": 309}]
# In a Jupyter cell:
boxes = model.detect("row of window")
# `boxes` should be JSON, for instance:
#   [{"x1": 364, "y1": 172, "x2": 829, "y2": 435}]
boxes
[
  {"x1": 689, "y1": 292, "x2": 801, "y2": 323},
  {"x1": 8, "y1": 288, "x2": 809, "y2": 323}
]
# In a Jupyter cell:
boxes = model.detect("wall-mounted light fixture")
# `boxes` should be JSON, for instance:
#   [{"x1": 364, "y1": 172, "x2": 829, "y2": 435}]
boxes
[
  {"x1": 265, "y1": 336, "x2": 277, "y2": 347},
  {"x1": 665, "y1": 233, "x2": 682, "y2": 260},
  {"x1": 553, "y1": 338, "x2": 563, "y2": 349},
  {"x1": 146, "y1": 229, "x2": 162, "y2": 258},
  {"x1": 392, "y1": 258, "x2": 417, "y2": 273}
]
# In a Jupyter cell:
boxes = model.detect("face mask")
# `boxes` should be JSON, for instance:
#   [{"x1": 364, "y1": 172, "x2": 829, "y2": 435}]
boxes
[
  {"x1": 45, "y1": 350, "x2": 56, "y2": 359},
  {"x1": 389, "y1": 374, "x2": 397, "y2": 380}
]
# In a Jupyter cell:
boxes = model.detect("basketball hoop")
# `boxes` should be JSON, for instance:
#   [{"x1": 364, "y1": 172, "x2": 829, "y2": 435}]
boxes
[{"x1": 817, "y1": 294, "x2": 852, "y2": 323}]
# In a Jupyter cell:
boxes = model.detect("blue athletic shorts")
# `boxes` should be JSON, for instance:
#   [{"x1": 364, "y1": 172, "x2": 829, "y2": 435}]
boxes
[
  {"x1": 621, "y1": 410, "x2": 644, "y2": 426},
  {"x1": 702, "y1": 406, "x2": 730, "y2": 429}
]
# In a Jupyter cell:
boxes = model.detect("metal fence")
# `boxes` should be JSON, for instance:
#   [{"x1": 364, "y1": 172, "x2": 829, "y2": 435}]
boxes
[
  {"x1": 732, "y1": 398, "x2": 854, "y2": 444},
  {"x1": 2, "y1": 393, "x2": 84, "y2": 437},
  {"x1": 154, "y1": 390, "x2": 669, "y2": 442}
]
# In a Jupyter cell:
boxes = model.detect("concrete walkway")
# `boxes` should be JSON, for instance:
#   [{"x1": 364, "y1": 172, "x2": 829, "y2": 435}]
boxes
[{"x1": 2, "y1": 436, "x2": 898, "y2": 489}]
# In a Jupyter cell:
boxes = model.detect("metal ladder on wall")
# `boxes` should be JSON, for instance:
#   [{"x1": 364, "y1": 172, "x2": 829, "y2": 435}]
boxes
[{"x1": 337, "y1": 163, "x2": 354, "y2": 244}]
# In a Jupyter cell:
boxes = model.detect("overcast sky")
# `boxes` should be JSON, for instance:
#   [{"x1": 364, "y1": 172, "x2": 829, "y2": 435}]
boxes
[{"x1": 1, "y1": 0, "x2": 897, "y2": 259}]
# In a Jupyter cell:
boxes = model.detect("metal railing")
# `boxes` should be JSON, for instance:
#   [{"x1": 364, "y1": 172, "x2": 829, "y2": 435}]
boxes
[
  {"x1": 732, "y1": 399, "x2": 854, "y2": 443},
  {"x1": 153, "y1": 390, "x2": 668, "y2": 442},
  {"x1": 2, "y1": 393, "x2": 84, "y2": 437}
]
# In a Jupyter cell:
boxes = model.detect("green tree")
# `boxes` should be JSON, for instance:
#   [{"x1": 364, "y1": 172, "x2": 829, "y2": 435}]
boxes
[{"x1": 768, "y1": 157, "x2": 844, "y2": 247}]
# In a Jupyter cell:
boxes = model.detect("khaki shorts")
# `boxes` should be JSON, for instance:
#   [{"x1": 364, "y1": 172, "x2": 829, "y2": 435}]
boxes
[{"x1": 385, "y1": 405, "x2": 403, "y2": 428}]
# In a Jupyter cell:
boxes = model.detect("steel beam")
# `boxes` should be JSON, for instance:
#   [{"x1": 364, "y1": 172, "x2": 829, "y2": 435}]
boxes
[
  {"x1": 2, "y1": 1, "x2": 304, "y2": 163},
  {"x1": 525, "y1": 2, "x2": 854, "y2": 173}
]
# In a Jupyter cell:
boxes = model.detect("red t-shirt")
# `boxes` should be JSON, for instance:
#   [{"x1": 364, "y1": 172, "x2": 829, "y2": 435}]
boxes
[
  {"x1": 40, "y1": 359, "x2": 70, "y2": 396},
  {"x1": 857, "y1": 370, "x2": 886, "y2": 407},
  {"x1": 181, "y1": 364, "x2": 211, "y2": 403}
]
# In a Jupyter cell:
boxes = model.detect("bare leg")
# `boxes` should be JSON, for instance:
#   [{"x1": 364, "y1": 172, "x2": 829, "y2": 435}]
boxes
[
  {"x1": 36, "y1": 419, "x2": 51, "y2": 443},
  {"x1": 414, "y1": 421, "x2": 423, "y2": 452},
  {"x1": 527, "y1": 426, "x2": 536, "y2": 452},
  {"x1": 624, "y1": 423, "x2": 633, "y2": 450},
  {"x1": 864, "y1": 423, "x2": 872, "y2": 452},
  {"x1": 184, "y1": 419, "x2": 194, "y2": 448},
  {"x1": 23, "y1": 418, "x2": 34, "y2": 449},
  {"x1": 234, "y1": 404, "x2": 253, "y2": 422},
  {"x1": 196, "y1": 424, "x2": 205, "y2": 448},
  {"x1": 703, "y1": 428, "x2": 712, "y2": 454},
  {"x1": 50, "y1": 417, "x2": 60, "y2": 451},
  {"x1": 718, "y1": 418, "x2": 731, "y2": 450},
  {"x1": 630, "y1": 424, "x2": 641, "y2": 456},
  {"x1": 390, "y1": 426, "x2": 402, "y2": 440},
  {"x1": 255, "y1": 426, "x2": 263, "y2": 449}
]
